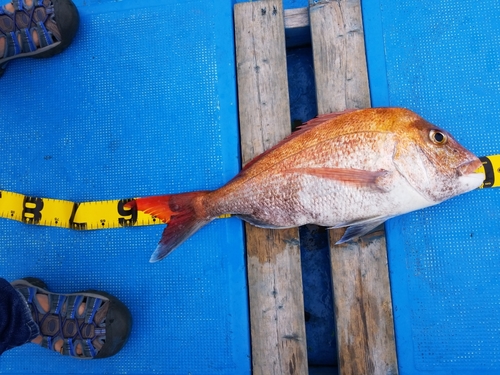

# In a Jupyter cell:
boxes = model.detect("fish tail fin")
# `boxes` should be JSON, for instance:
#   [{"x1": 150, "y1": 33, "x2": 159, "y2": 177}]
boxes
[{"x1": 125, "y1": 191, "x2": 212, "y2": 262}]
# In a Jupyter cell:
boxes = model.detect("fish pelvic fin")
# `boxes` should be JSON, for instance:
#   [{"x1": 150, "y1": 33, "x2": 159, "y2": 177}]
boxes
[{"x1": 124, "y1": 192, "x2": 212, "y2": 262}]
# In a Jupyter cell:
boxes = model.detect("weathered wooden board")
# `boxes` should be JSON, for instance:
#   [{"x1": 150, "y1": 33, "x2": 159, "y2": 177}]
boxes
[
  {"x1": 234, "y1": 1, "x2": 308, "y2": 374},
  {"x1": 309, "y1": 0, "x2": 370, "y2": 114},
  {"x1": 329, "y1": 230, "x2": 398, "y2": 375},
  {"x1": 309, "y1": 1, "x2": 399, "y2": 374}
]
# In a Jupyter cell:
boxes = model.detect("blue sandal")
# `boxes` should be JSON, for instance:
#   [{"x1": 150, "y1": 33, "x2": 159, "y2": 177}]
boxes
[
  {"x1": 0, "y1": 0, "x2": 79, "y2": 77},
  {"x1": 12, "y1": 277, "x2": 132, "y2": 359}
]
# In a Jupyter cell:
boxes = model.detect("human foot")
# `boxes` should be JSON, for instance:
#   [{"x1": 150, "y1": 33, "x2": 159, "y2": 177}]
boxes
[
  {"x1": 29, "y1": 291, "x2": 87, "y2": 354},
  {"x1": 12, "y1": 277, "x2": 132, "y2": 359},
  {"x1": 0, "y1": 0, "x2": 79, "y2": 76}
]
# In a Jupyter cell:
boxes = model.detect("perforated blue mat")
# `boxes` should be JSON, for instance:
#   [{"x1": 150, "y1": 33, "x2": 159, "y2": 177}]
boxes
[
  {"x1": 363, "y1": 1, "x2": 500, "y2": 374},
  {"x1": 0, "y1": 0, "x2": 250, "y2": 373}
]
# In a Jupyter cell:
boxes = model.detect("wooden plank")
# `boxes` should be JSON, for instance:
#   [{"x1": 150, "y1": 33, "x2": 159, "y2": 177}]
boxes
[
  {"x1": 234, "y1": 2, "x2": 308, "y2": 375},
  {"x1": 308, "y1": 1, "x2": 399, "y2": 374},
  {"x1": 310, "y1": 0, "x2": 370, "y2": 113},
  {"x1": 329, "y1": 231, "x2": 398, "y2": 375}
]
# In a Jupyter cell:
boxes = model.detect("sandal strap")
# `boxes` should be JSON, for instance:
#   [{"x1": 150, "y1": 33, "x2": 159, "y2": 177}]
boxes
[
  {"x1": 61, "y1": 338, "x2": 102, "y2": 358},
  {"x1": 11, "y1": 0, "x2": 28, "y2": 11},
  {"x1": 19, "y1": 28, "x2": 37, "y2": 52},
  {"x1": 67, "y1": 294, "x2": 84, "y2": 318},
  {"x1": 32, "y1": 1, "x2": 59, "y2": 48},
  {"x1": 0, "y1": 23, "x2": 22, "y2": 57}
]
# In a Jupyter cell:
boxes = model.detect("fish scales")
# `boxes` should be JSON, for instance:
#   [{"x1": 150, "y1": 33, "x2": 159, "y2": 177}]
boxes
[{"x1": 206, "y1": 132, "x2": 400, "y2": 226}]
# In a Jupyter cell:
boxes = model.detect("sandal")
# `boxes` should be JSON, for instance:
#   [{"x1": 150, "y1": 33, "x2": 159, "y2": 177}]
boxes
[
  {"x1": 11, "y1": 277, "x2": 132, "y2": 359},
  {"x1": 0, "y1": 0, "x2": 79, "y2": 77}
]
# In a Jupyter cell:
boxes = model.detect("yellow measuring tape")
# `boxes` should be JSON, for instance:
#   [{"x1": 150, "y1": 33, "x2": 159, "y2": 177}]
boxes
[
  {"x1": 0, "y1": 191, "x2": 161, "y2": 230},
  {"x1": 0, "y1": 154, "x2": 497, "y2": 230},
  {"x1": 477, "y1": 155, "x2": 500, "y2": 188}
]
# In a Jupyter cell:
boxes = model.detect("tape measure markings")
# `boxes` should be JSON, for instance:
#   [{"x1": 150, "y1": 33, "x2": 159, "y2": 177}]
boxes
[{"x1": 0, "y1": 190, "x2": 161, "y2": 230}]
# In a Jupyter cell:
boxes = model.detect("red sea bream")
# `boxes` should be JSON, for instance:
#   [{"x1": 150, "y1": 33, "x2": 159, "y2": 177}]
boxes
[{"x1": 126, "y1": 108, "x2": 484, "y2": 262}]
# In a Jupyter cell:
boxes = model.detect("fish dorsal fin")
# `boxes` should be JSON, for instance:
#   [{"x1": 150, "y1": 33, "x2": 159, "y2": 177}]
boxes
[
  {"x1": 242, "y1": 109, "x2": 358, "y2": 171},
  {"x1": 297, "y1": 110, "x2": 358, "y2": 129}
]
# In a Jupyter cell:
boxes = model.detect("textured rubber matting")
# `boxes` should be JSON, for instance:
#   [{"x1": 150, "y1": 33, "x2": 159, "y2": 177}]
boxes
[
  {"x1": 0, "y1": 0, "x2": 250, "y2": 373},
  {"x1": 363, "y1": 1, "x2": 500, "y2": 374}
]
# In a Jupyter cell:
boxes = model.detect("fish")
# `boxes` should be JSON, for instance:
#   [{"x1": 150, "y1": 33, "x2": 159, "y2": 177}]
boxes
[{"x1": 125, "y1": 107, "x2": 485, "y2": 262}]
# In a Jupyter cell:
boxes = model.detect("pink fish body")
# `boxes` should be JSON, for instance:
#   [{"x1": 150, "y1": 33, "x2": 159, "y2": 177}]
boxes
[{"x1": 127, "y1": 108, "x2": 484, "y2": 262}]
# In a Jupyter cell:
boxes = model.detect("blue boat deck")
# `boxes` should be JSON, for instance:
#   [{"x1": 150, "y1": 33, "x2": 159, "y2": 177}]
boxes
[
  {"x1": 1, "y1": 0, "x2": 499, "y2": 374},
  {"x1": 0, "y1": 1, "x2": 249, "y2": 373},
  {"x1": 365, "y1": 1, "x2": 500, "y2": 374}
]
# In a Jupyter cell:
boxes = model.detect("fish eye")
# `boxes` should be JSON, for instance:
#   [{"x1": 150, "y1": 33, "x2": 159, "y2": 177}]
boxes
[{"x1": 429, "y1": 129, "x2": 447, "y2": 145}]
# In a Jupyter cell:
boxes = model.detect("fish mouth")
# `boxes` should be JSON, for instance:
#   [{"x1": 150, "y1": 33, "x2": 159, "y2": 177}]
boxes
[{"x1": 457, "y1": 158, "x2": 483, "y2": 176}]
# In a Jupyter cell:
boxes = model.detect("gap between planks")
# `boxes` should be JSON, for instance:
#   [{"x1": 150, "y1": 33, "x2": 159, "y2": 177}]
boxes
[{"x1": 309, "y1": 1, "x2": 398, "y2": 374}]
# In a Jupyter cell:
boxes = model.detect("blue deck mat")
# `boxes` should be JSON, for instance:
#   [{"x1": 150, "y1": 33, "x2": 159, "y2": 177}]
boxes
[
  {"x1": 363, "y1": 1, "x2": 500, "y2": 374},
  {"x1": 0, "y1": 0, "x2": 250, "y2": 373}
]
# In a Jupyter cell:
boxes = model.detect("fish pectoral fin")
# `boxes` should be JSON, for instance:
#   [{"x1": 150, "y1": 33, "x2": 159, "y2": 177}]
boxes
[
  {"x1": 334, "y1": 216, "x2": 390, "y2": 244},
  {"x1": 287, "y1": 167, "x2": 393, "y2": 191}
]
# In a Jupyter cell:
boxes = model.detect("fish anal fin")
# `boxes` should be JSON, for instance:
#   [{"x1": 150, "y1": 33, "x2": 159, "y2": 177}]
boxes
[
  {"x1": 287, "y1": 167, "x2": 392, "y2": 191},
  {"x1": 236, "y1": 214, "x2": 283, "y2": 229},
  {"x1": 335, "y1": 217, "x2": 389, "y2": 244}
]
